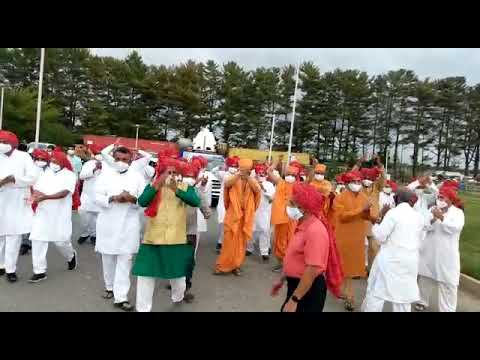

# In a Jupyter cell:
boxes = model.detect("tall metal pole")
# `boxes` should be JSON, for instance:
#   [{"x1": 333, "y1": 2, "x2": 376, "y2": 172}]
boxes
[
  {"x1": 0, "y1": 87, "x2": 4, "y2": 130},
  {"x1": 34, "y1": 48, "x2": 45, "y2": 146},
  {"x1": 268, "y1": 114, "x2": 276, "y2": 163},
  {"x1": 135, "y1": 124, "x2": 140, "y2": 150},
  {"x1": 286, "y1": 63, "x2": 300, "y2": 167}
]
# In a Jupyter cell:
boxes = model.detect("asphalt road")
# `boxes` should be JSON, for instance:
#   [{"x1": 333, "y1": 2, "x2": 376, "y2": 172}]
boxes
[{"x1": 1, "y1": 211, "x2": 479, "y2": 312}]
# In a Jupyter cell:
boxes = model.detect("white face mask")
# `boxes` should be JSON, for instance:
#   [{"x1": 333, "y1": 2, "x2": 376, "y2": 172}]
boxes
[
  {"x1": 144, "y1": 165, "x2": 155, "y2": 180},
  {"x1": 301, "y1": 175, "x2": 306, "y2": 181},
  {"x1": 362, "y1": 179, "x2": 373, "y2": 187},
  {"x1": 272, "y1": 170, "x2": 280, "y2": 178},
  {"x1": 285, "y1": 175, "x2": 296, "y2": 183},
  {"x1": 336, "y1": 185, "x2": 345, "y2": 193},
  {"x1": 114, "y1": 161, "x2": 130, "y2": 173},
  {"x1": 183, "y1": 177, "x2": 196, "y2": 186},
  {"x1": 35, "y1": 160, "x2": 48, "y2": 168},
  {"x1": 0, "y1": 143, "x2": 12, "y2": 154},
  {"x1": 314, "y1": 174, "x2": 325, "y2": 181},
  {"x1": 67, "y1": 150, "x2": 75, "y2": 156},
  {"x1": 383, "y1": 187, "x2": 392, "y2": 194},
  {"x1": 95, "y1": 154, "x2": 103, "y2": 161},
  {"x1": 228, "y1": 167, "x2": 238, "y2": 174},
  {"x1": 349, "y1": 183, "x2": 362, "y2": 193},
  {"x1": 258, "y1": 176, "x2": 266, "y2": 182},
  {"x1": 286, "y1": 206, "x2": 303, "y2": 221},
  {"x1": 175, "y1": 175, "x2": 183, "y2": 182},
  {"x1": 50, "y1": 163, "x2": 62, "y2": 173},
  {"x1": 436, "y1": 199, "x2": 448, "y2": 209}
]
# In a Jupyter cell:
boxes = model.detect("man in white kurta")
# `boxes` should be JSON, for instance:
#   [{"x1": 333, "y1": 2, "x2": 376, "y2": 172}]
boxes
[
  {"x1": 0, "y1": 131, "x2": 38, "y2": 282},
  {"x1": 247, "y1": 166, "x2": 275, "y2": 260},
  {"x1": 95, "y1": 147, "x2": 145, "y2": 311},
  {"x1": 378, "y1": 180, "x2": 396, "y2": 210},
  {"x1": 361, "y1": 189, "x2": 426, "y2": 312},
  {"x1": 416, "y1": 188, "x2": 465, "y2": 312},
  {"x1": 29, "y1": 152, "x2": 78, "y2": 283}
]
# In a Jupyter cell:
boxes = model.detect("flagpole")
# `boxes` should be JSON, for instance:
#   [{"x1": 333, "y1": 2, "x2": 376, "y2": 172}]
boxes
[
  {"x1": 0, "y1": 87, "x2": 4, "y2": 130},
  {"x1": 34, "y1": 48, "x2": 45, "y2": 147},
  {"x1": 267, "y1": 114, "x2": 276, "y2": 163},
  {"x1": 286, "y1": 63, "x2": 300, "y2": 167}
]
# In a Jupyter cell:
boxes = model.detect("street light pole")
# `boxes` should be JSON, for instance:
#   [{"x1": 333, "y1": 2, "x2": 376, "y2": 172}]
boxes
[
  {"x1": 0, "y1": 87, "x2": 4, "y2": 130},
  {"x1": 286, "y1": 63, "x2": 300, "y2": 167},
  {"x1": 135, "y1": 124, "x2": 140, "y2": 150},
  {"x1": 267, "y1": 113, "x2": 276, "y2": 163},
  {"x1": 34, "y1": 48, "x2": 45, "y2": 146}
]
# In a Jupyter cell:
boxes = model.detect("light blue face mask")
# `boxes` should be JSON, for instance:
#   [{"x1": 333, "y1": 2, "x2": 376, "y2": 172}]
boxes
[{"x1": 286, "y1": 206, "x2": 303, "y2": 221}]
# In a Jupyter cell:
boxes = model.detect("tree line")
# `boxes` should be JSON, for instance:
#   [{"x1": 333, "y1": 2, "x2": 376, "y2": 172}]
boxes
[{"x1": 1, "y1": 48, "x2": 479, "y2": 178}]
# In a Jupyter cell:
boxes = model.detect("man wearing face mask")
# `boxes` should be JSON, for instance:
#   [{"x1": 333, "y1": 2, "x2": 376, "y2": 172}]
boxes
[
  {"x1": 0, "y1": 131, "x2": 39, "y2": 282},
  {"x1": 333, "y1": 171, "x2": 373, "y2": 311},
  {"x1": 28, "y1": 151, "x2": 78, "y2": 283},
  {"x1": 334, "y1": 174, "x2": 347, "y2": 194},
  {"x1": 67, "y1": 147, "x2": 83, "y2": 177},
  {"x1": 247, "y1": 164, "x2": 275, "y2": 261},
  {"x1": 214, "y1": 159, "x2": 261, "y2": 275},
  {"x1": 268, "y1": 161, "x2": 301, "y2": 272},
  {"x1": 212, "y1": 156, "x2": 240, "y2": 253},
  {"x1": 415, "y1": 186, "x2": 465, "y2": 312},
  {"x1": 94, "y1": 146, "x2": 145, "y2": 311},
  {"x1": 78, "y1": 144, "x2": 104, "y2": 245},
  {"x1": 361, "y1": 188, "x2": 426, "y2": 312},
  {"x1": 379, "y1": 179, "x2": 397, "y2": 210},
  {"x1": 309, "y1": 163, "x2": 335, "y2": 222}
]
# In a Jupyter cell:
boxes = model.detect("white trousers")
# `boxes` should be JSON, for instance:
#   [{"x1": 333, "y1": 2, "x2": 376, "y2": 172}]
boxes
[
  {"x1": 136, "y1": 276, "x2": 186, "y2": 312},
  {"x1": 217, "y1": 223, "x2": 224, "y2": 245},
  {"x1": 80, "y1": 211, "x2": 98, "y2": 238},
  {"x1": 0, "y1": 235, "x2": 22, "y2": 273},
  {"x1": 247, "y1": 230, "x2": 271, "y2": 256},
  {"x1": 361, "y1": 294, "x2": 411, "y2": 312},
  {"x1": 418, "y1": 275, "x2": 457, "y2": 312},
  {"x1": 32, "y1": 240, "x2": 75, "y2": 274},
  {"x1": 101, "y1": 254, "x2": 132, "y2": 303}
]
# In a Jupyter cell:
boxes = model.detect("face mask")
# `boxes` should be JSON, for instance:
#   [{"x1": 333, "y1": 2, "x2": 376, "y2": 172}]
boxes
[
  {"x1": 183, "y1": 177, "x2": 196, "y2": 186},
  {"x1": 67, "y1": 150, "x2": 75, "y2": 156},
  {"x1": 383, "y1": 187, "x2": 392, "y2": 194},
  {"x1": 228, "y1": 167, "x2": 238, "y2": 174},
  {"x1": 0, "y1": 143, "x2": 12, "y2": 154},
  {"x1": 415, "y1": 189, "x2": 424, "y2": 197},
  {"x1": 349, "y1": 183, "x2": 362, "y2": 193},
  {"x1": 272, "y1": 170, "x2": 280, "y2": 178},
  {"x1": 258, "y1": 176, "x2": 266, "y2": 182},
  {"x1": 362, "y1": 179, "x2": 373, "y2": 187},
  {"x1": 95, "y1": 154, "x2": 103, "y2": 161},
  {"x1": 175, "y1": 175, "x2": 183, "y2": 182},
  {"x1": 336, "y1": 185, "x2": 345, "y2": 193},
  {"x1": 286, "y1": 206, "x2": 303, "y2": 221},
  {"x1": 50, "y1": 163, "x2": 62, "y2": 173},
  {"x1": 35, "y1": 160, "x2": 48, "y2": 168},
  {"x1": 114, "y1": 161, "x2": 130, "y2": 173},
  {"x1": 144, "y1": 165, "x2": 155, "y2": 180},
  {"x1": 301, "y1": 176, "x2": 306, "y2": 181},
  {"x1": 436, "y1": 199, "x2": 448, "y2": 209},
  {"x1": 285, "y1": 175, "x2": 296, "y2": 183},
  {"x1": 314, "y1": 174, "x2": 325, "y2": 181}
]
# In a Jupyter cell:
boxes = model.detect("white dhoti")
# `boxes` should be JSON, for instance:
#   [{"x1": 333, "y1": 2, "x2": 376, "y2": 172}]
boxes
[
  {"x1": 136, "y1": 276, "x2": 186, "y2": 312},
  {"x1": 80, "y1": 211, "x2": 98, "y2": 238},
  {"x1": 418, "y1": 275, "x2": 457, "y2": 312},
  {"x1": 101, "y1": 254, "x2": 132, "y2": 303},
  {"x1": 361, "y1": 294, "x2": 411, "y2": 312},
  {"x1": 0, "y1": 235, "x2": 23, "y2": 273},
  {"x1": 247, "y1": 230, "x2": 271, "y2": 256},
  {"x1": 31, "y1": 240, "x2": 75, "y2": 274}
]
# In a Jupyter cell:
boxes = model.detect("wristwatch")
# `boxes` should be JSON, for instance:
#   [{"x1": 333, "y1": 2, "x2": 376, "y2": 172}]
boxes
[{"x1": 291, "y1": 295, "x2": 300, "y2": 303}]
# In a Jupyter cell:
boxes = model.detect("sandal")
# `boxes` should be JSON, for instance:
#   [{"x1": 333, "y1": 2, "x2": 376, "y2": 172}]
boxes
[
  {"x1": 213, "y1": 270, "x2": 228, "y2": 276},
  {"x1": 232, "y1": 268, "x2": 243, "y2": 276},
  {"x1": 344, "y1": 300, "x2": 355, "y2": 312},
  {"x1": 114, "y1": 301, "x2": 134, "y2": 312},
  {"x1": 414, "y1": 303, "x2": 427, "y2": 312},
  {"x1": 102, "y1": 290, "x2": 114, "y2": 299}
]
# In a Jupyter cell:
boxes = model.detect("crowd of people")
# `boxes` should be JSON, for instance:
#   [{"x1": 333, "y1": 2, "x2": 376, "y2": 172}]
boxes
[{"x1": 0, "y1": 129, "x2": 466, "y2": 312}]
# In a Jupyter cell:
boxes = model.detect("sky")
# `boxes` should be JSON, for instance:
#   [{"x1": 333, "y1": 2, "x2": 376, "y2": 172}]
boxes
[{"x1": 91, "y1": 48, "x2": 480, "y2": 84}]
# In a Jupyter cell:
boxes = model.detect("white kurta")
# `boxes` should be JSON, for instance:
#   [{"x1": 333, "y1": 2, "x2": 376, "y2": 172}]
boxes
[
  {"x1": 94, "y1": 167, "x2": 145, "y2": 255},
  {"x1": 196, "y1": 172, "x2": 212, "y2": 233},
  {"x1": 213, "y1": 169, "x2": 231, "y2": 224},
  {"x1": 378, "y1": 192, "x2": 396, "y2": 210},
  {"x1": 418, "y1": 205, "x2": 465, "y2": 287},
  {"x1": 0, "y1": 149, "x2": 38, "y2": 236},
  {"x1": 79, "y1": 159, "x2": 103, "y2": 213},
  {"x1": 367, "y1": 203, "x2": 427, "y2": 303},
  {"x1": 253, "y1": 180, "x2": 275, "y2": 233},
  {"x1": 30, "y1": 168, "x2": 77, "y2": 242}
]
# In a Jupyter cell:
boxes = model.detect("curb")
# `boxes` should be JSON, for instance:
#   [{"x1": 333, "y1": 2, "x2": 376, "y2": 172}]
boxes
[{"x1": 460, "y1": 273, "x2": 480, "y2": 297}]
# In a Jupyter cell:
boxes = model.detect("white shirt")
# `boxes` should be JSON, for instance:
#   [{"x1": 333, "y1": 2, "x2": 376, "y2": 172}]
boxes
[
  {"x1": 212, "y1": 168, "x2": 232, "y2": 224},
  {"x1": 368, "y1": 203, "x2": 427, "y2": 303},
  {"x1": 94, "y1": 167, "x2": 145, "y2": 255},
  {"x1": 0, "y1": 149, "x2": 38, "y2": 236},
  {"x1": 379, "y1": 191, "x2": 396, "y2": 210},
  {"x1": 254, "y1": 180, "x2": 275, "y2": 233},
  {"x1": 418, "y1": 205, "x2": 465, "y2": 286},
  {"x1": 79, "y1": 159, "x2": 103, "y2": 213},
  {"x1": 30, "y1": 168, "x2": 77, "y2": 242}
]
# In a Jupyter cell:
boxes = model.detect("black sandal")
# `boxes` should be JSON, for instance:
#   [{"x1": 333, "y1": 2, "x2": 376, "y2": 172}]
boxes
[
  {"x1": 344, "y1": 300, "x2": 355, "y2": 312},
  {"x1": 102, "y1": 290, "x2": 114, "y2": 299},
  {"x1": 114, "y1": 301, "x2": 134, "y2": 312},
  {"x1": 232, "y1": 268, "x2": 243, "y2": 276}
]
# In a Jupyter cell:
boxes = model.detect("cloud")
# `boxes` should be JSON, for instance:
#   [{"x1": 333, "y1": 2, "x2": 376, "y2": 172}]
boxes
[{"x1": 91, "y1": 48, "x2": 480, "y2": 84}]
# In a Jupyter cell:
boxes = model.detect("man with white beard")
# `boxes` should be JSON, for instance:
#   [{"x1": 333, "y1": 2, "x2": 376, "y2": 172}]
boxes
[
  {"x1": 247, "y1": 163, "x2": 275, "y2": 261},
  {"x1": 94, "y1": 147, "x2": 145, "y2": 311},
  {"x1": 0, "y1": 131, "x2": 38, "y2": 282},
  {"x1": 361, "y1": 189, "x2": 426, "y2": 312},
  {"x1": 78, "y1": 145, "x2": 104, "y2": 245}
]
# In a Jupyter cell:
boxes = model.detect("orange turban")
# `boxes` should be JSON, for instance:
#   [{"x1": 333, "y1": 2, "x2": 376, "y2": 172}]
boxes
[{"x1": 239, "y1": 158, "x2": 253, "y2": 171}]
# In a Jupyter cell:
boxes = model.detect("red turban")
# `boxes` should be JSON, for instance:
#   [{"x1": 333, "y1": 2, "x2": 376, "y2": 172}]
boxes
[
  {"x1": 254, "y1": 164, "x2": 267, "y2": 176},
  {"x1": 191, "y1": 156, "x2": 208, "y2": 169},
  {"x1": 292, "y1": 183, "x2": 325, "y2": 216},
  {"x1": 439, "y1": 187, "x2": 463, "y2": 208},
  {"x1": 182, "y1": 163, "x2": 199, "y2": 178},
  {"x1": 51, "y1": 151, "x2": 73, "y2": 171},
  {"x1": 0, "y1": 130, "x2": 19, "y2": 147},
  {"x1": 32, "y1": 149, "x2": 50, "y2": 161},
  {"x1": 386, "y1": 179, "x2": 398, "y2": 192},
  {"x1": 344, "y1": 170, "x2": 362, "y2": 183},
  {"x1": 441, "y1": 179, "x2": 459, "y2": 191},
  {"x1": 226, "y1": 156, "x2": 240, "y2": 168},
  {"x1": 335, "y1": 174, "x2": 346, "y2": 184},
  {"x1": 360, "y1": 167, "x2": 380, "y2": 181}
]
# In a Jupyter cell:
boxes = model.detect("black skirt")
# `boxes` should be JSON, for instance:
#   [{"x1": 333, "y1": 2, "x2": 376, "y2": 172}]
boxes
[{"x1": 281, "y1": 275, "x2": 327, "y2": 312}]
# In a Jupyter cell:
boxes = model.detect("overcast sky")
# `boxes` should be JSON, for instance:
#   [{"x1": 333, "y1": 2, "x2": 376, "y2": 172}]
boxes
[{"x1": 91, "y1": 48, "x2": 480, "y2": 84}]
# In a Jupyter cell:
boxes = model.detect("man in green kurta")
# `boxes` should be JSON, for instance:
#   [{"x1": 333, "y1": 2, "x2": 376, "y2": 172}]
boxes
[{"x1": 133, "y1": 158, "x2": 200, "y2": 312}]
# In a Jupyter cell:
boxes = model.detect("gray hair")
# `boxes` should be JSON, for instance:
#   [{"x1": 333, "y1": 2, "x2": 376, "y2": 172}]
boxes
[{"x1": 396, "y1": 187, "x2": 416, "y2": 204}]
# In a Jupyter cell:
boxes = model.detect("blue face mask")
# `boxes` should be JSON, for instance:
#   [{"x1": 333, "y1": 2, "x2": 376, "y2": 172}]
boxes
[{"x1": 286, "y1": 206, "x2": 303, "y2": 221}]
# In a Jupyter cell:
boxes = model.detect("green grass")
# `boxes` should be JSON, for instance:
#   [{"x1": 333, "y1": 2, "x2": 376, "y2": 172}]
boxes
[{"x1": 459, "y1": 192, "x2": 480, "y2": 280}]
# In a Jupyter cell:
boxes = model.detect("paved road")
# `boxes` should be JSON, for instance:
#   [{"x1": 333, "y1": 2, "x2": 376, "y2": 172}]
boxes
[{"x1": 1, "y1": 211, "x2": 479, "y2": 312}]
